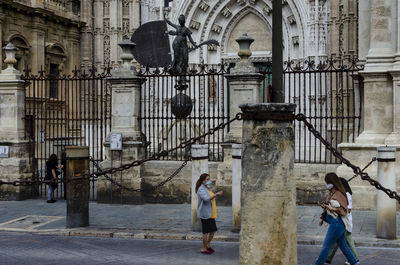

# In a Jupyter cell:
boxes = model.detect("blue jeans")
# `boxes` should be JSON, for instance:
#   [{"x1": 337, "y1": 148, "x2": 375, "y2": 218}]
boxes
[
  {"x1": 47, "y1": 185, "x2": 53, "y2": 201},
  {"x1": 314, "y1": 214, "x2": 357, "y2": 265}
]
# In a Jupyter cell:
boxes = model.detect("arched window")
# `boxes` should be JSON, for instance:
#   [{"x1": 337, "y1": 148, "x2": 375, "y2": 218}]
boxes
[
  {"x1": 4, "y1": 35, "x2": 30, "y2": 72},
  {"x1": 45, "y1": 43, "x2": 67, "y2": 99}
]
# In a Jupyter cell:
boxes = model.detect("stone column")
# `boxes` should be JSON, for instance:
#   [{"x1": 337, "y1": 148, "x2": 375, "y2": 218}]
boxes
[
  {"x1": 231, "y1": 143, "x2": 242, "y2": 232},
  {"x1": 358, "y1": 0, "x2": 371, "y2": 63},
  {"x1": 359, "y1": 0, "x2": 396, "y2": 142},
  {"x1": 337, "y1": 0, "x2": 397, "y2": 209},
  {"x1": 356, "y1": 72, "x2": 393, "y2": 144},
  {"x1": 224, "y1": 34, "x2": 263, "y2": 143},
  {"x1": 376, "y1": 146, "x2": 397, "y2": 239},
  {"x1": 218, "y1": 35, "x2": 263, "y2": 200},
  {"x1": 364, "y1": 0, "x2": 396, "y2": 70},
  {"x1": 0, "y1": 43, "x2": 33, "y2": 200},
  {"x1": 386, "y1": 72, "x2": 400, "y2": 144},
  {"x1": 191, "y1": 144, "x2": 208, "y2": 231},
  {"x1": 80, "y1": 0, "x2": 94, "y2": 68},
  {"x1": 97, "y1": 41, "x2": 146, "y2": 204},
  {"x1": 239, "y1": 103, "x2": 297, "y2": 265},
  {"x1": 31, "y1": 17, "x2": 46, "y2": 73},
  {"x1": 66, "y1": 146, "x2": 90, "y2": 228}
]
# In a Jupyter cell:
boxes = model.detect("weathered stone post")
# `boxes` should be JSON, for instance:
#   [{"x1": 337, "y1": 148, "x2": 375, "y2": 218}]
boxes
[
  {"x1": 66, "y1": 146, "x2": 90, "y2": 228},
  {"x1": 191, "y1": 144, "x2": 208, "y2": 231},
  {"x1": 231, "y1": 143, "x2": 242, "y2": 232},
  {"x1": 376, "y1": 146, "x2": 397, "y2": 239},
  {"x1": 98, "y1": 40, "x2": 146, "y2": 204},
  {"x1": 239, "y1": 103, "x2": 297, "y2": 265},
  {"x1": 0, "y1": 43, "x2": 33, "y2": 200}
]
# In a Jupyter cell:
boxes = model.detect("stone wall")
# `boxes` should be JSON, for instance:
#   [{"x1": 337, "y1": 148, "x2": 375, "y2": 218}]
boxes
[
  {"x1": 122, "y1": 160, "x2": 339, "y2": 206},
  {"x1": 0, "y1": 0, "x2": 81, "y2": 73}
]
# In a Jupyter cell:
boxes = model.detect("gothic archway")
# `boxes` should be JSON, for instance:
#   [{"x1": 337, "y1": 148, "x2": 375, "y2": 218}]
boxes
[{"x1": 173, "y1": 0, "x2": 309, "y2": 64}]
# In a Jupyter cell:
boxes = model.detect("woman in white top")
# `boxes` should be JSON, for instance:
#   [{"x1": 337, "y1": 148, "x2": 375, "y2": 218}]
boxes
[{"x1": 325, "y1": 177, "x2": 359, "y2": 264}]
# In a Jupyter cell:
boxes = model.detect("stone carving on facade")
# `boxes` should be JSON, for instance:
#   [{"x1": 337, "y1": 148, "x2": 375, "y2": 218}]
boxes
[
  {"x1": 198, "y1": 0, "x2": 210, "y2": 12},
  {"x1": 123, "y1": 19, "x2": 130, "y2": 40},
  {"x1": 292, "y1": 36, "x2": 299, "y2": 45},
  {"x1": 288, "y1": 14, "x2": 296, "y2": 25},
  {"x1": 211, "y1": 23, "x2": 222, "y2": 34},
  {"x1": 221, "y1": 7, "x2": 232, "y2": 18},
  {"x1": 103, "y1": 0, "x2": 110, "y2": 16},
  {"x1": 307, "y1": 0, "x2": 329, "y2": 61},
  {"x1": 263, "y1": 4, "x2": 272, "y2": 15},
  {"x1": 189, "y1": 19, "x2": 201, "y2": 30}
]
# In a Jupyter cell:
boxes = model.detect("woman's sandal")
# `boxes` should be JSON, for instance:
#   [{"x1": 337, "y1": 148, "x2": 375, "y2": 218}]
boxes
[
  {"x1": 201, "y1": 250, "x2": 213, "y2": 255},
  {"x1": 207, "y1": 247, "x2": 215, "y2": 253}
]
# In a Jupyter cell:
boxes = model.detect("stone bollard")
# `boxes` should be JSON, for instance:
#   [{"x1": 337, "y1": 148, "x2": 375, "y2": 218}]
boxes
[
  {"x1": 376, "y1": 146, "x2": 397, "y2": 239},
  {"x1": 66, "y1": 146, "x2": 90, "y2": 228},
  {"x1": 232, "y1": 144, "x2": 242, "y2": 232},
  {"x1": 191, "y1": 144, "x2": 209, "y2": 231},
  {"x1": 239, "y1": 103, "x2": 297, "y2": 265}
]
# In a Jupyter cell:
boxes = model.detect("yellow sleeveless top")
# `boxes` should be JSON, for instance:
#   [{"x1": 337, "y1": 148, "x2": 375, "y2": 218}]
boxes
[{"x1": 208, "y1": 190, "x2": 217, "y2": 219}]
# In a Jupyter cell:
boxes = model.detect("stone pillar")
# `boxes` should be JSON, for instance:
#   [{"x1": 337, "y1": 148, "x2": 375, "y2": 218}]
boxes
[
  {"x1": 356, "y1": 72, "x2": 393, "y2": 144},
  {"x1": 386, "y1": 72, "x2": 400, "y2": 144},
  {"x1": 191, "y1": 144, "x2": 208, "y2": 231},
  {"x1": 31, "y1": 17, "x2": 46, "y2": 73},
  {"x1": 66, "y1": 146, "x2": 90, "y2": 228},
  {"x1": 97, "y1": 41, "x2": 146, "y2": 204},
  {"x1": 224, "y1": 34, "x2": 263, "y2": 143},
  {"x1": 218, "y1": 35, "x2": 263, "y2": 199},
  {"x1": 231, "y1": 143, "x2": 242, "y2": 232},
  {"x1": 358, "y1": 0, "x2": 371, "y2": 63},
  {"x1": 337, "y1": 0, "x2": 397, "y2": 209},
  {"x1": 376, "y1": 146, "x2": 397, "y2": 239},
  {"x1": 0, "y1": 43, "x2": 33, "y2": 200},
  {"x1": 80, "y1": 0, "x2": 94, "y2": 68},
  {"x1": 239, "y1": 103, "x2": 297, "y2": 265},
  {"x1": 364, "y1": 0, "x2": 396, "y2": 70}
]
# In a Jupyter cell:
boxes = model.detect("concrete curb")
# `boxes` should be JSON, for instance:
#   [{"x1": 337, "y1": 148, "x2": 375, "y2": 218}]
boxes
[{"x1": 3, "y1": 228, "x2": 400, "y2": 248}]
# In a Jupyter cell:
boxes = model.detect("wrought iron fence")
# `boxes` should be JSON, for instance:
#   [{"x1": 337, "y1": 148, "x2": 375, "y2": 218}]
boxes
[
  {"x1": 138, "y1": 64, "x2": 229, "y2": 161},
  {"x1": 259, "y1": 58, "x2": 363, "y2": 164},
  {"x1": 22, "y1": 66, "x2": 112, "y2": 200}
]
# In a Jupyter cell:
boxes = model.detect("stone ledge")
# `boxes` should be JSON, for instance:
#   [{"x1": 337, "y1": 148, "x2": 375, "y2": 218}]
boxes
[
  {"x1": 240, "y1": 103, "x2": 297, "y2": 114},
  {"x1": 10, "y1": 228, "x2": 400, "y2": 248}
]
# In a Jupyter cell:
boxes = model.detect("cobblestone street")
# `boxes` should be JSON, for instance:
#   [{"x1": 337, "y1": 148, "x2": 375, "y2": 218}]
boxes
[{"x1": 1, "y1": 232, "x2": 400, "y2": 265}]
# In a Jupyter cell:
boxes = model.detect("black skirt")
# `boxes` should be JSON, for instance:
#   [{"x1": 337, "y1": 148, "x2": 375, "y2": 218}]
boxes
[{"x1": 201, "y1": 218, "x2": 217, "y2": 234}]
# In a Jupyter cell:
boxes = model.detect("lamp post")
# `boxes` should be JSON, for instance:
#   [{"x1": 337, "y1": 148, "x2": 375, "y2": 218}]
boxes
[{"x1": 272, "y1": 0, "x2": 284, "y2": 102}]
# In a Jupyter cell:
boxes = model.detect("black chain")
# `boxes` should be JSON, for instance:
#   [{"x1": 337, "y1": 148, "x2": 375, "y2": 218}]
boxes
[
  {"x1": 91, "y1": 158, "x2": 188, "y2": 192},
  {"x1": 0, "y1": 113, "x2": 242, "y2": 187},
  {"x1": 88, "y1": 113, "x2": 242, "y2": 179},
  {"x1": 296, "y1": 157, "x2": 377, "y2": 193},
  {"x1": 296, "y1": 113, "x2": 400, "y2": 203},
  {"x1": 4, "y1": 111, "x2": 398, "y2": 204}
]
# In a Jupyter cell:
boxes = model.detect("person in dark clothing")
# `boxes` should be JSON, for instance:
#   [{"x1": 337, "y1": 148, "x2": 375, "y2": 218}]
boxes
[
  {"x1": 44, "y1": 154, "x2": 59, "y2": 203},
  {"x1": 61, "y1": 149, "x2": 67, "y2": 200}
]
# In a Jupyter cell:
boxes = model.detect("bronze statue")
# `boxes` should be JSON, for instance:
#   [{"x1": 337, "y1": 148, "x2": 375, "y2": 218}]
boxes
[{"x1": 165, "y1": 14, "x2": 219, "y2": 87}]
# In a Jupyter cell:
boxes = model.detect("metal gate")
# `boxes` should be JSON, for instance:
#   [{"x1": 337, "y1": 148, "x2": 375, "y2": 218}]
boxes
[
  {"x1": 23, "y1": 67, "x2": 112, "y2": 200},
  {"x1": 259, "y1": 58, "x2": 363, "y2": 164},
  {"x1": 139, "y1": 64, "x2": 229, "y2": 161},
  {"x1": 139, "y1": 59, "x2": 362, "y2": 164}
]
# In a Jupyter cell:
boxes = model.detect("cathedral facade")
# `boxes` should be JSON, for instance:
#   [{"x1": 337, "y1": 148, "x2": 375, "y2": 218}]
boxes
[{"x1": 1, "y1": 0, "x2": 358, "y2": 73}]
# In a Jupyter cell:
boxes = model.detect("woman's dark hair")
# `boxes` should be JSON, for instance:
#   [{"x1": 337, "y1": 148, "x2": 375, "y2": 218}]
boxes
[
  {"x1": 195, "y1": 173, "x2": 209, "y2": 193},
  {"x1": 47, "y1": 154, "x2": 58, "y2": 165},
  {"x1": 340, "y1": 177, "x2": 352, "y2": 195},
  {"x1": 325, "y1": 172, "x2": 347, "y2": 196}
]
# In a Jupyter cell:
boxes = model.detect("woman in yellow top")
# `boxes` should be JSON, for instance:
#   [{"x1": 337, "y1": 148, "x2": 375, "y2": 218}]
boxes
[{"x1": 196, "y1": 173, "x2": 222, "y2": 254}]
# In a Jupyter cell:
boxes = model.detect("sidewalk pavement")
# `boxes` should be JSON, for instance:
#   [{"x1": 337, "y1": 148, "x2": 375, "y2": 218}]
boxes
[{"x1": 0, "y1": 199, "x2": 399, "y2": 248}]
